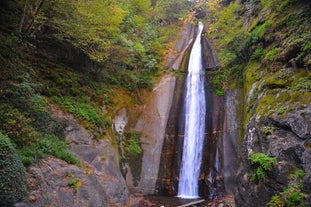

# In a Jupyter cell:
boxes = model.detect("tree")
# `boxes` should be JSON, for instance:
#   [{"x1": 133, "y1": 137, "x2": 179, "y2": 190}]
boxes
[{"x1": 153, "y1": 0, "x2": 191, "y2": 25}]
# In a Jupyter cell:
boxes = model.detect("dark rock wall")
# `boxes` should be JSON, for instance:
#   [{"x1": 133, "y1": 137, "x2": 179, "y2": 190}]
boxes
[{"x1": 235, "y1": 100, "x2": 311, "y2": 207}]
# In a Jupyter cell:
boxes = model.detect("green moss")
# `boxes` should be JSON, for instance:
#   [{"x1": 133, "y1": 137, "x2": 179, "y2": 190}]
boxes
[
  {"x1": 255, "y1": 90, "x2": 279, "y2": 117},
  {"x1": 123, "y1": 131, "x2": 143, "y2": 186},
  {"x1": 245, "y1": 62, "x2": 260, "y2": 93},
  {"x1": 263, "y1": 69, "x2": 295, "y2": 89}
]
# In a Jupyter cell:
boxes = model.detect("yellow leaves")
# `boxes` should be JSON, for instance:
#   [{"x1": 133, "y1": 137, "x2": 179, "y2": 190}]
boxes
[
  {"x1": 206, "y1": 0, "x2": 223, "y2": 13},
  {"x1": 51, "y1": 0, "x2": 128, "y2": 63}
]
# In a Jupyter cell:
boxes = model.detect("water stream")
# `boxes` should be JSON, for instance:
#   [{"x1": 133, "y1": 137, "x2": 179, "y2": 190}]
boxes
[{"x1": 177, "y1": 22, "x2": 206, "y2": 199}]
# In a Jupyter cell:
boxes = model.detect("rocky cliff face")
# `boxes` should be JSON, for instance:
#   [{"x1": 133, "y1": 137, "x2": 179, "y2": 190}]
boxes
[
  {"x1": 233, "y1": 1, "x2": 311, "y2": 206},
  {"x1": 235, "y1": 70, "x2": 311, "y2": 207},
  {"x1": 17, "y1": 107, "x2": 129, "y2": 207}
]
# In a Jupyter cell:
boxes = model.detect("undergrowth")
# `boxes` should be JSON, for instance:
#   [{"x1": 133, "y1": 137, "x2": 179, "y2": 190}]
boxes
[
  {"x1": 0, "y1": 133, "x2": 27, "y2": 207},
  {"x1": 268, "y1": 169, "x2": 307, "y2": 207},
  {"x1": 248, "y1": 151, "x2": 277, "y2": 182}
]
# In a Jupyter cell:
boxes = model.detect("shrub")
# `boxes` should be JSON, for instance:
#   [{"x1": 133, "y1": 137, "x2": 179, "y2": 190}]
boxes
[
  {"x1": 52, "y1": 96, "x2": 110, "y2": 127},
  {"x1": 246, "y1": 22, "x2": 270, "y2": 46},
  {"x1": 248, "y1": 152, "x2": 277, "y2": 182},
  {"x1": 250, "y1": 48, "x2": 264, "y2": 61},
  {"x1": 265, "y1": 47, "x2": 281, "y2": 61},
  {"x1": 0, "y1": 133, "x2": 27, "y2": 206},
  {"x1": 268, "y1": 169, "x2": 307, "y2": 207},
  {"x1": 124, "y1": 131, "x2": 142, "y2": 156},
  {"x1": 282, "y1": 183, "x2": 306, "y2": 207},
  {"x1": 18, "y1": 134, "x2": 81, "y2": 167},
  {"x1": 68, "y1": 178, "x2": 82, "y2": 193},
  {"x1": 123, "y1": 131, "x2": 143, "y2": 186},
  {"x1": 0, "y1": 103, "x2": 38, "y2": 147},
  {"x1": 293, "y1": 77, "x2": 311, "y2": 91},
  {"x1": 268, "y1": 195, "x2": 285, "y2": 207},
  {"x1": 215, "y1": 89, "x2": 224, "y2": 96},
  {"x1": 263, "y1": 126, "x2": 274, "y2": 136}
]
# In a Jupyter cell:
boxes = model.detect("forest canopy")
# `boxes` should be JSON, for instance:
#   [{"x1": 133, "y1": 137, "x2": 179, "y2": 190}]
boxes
[{"x1": 15, "y1": 0, "x2": 192, "y2": 72}]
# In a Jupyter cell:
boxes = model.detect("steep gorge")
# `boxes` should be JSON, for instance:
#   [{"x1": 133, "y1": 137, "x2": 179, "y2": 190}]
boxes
[{"x1": 0, "y1": 0, "x2": 311, "y2": 207}]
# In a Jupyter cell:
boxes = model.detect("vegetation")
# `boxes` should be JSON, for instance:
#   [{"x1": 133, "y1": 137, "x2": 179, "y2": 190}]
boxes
[
  {"x1": 268, "y1": 169, "x2": 307, "y2": 207},
  {"x1": 1, "y1": 0, "x2": 310, "y2": 205},
  {"x1": 263, "y1": 126, "x2": 275, "y2": 136},
  {"x1": 0, "y1": 133, "x2": 27, "y2": 207},
  {"x1": 0, "y1": 2, "x2": 191, "y2": 203},
  {"x1": 248, "y1": 152, "x2": 277, "y2": 182},
  {"x1": 124, "y1": 131, "x2": 143, "y2": 156},
  {"x1": 68, "y1": 178, "x2": 82, "y2": 193},
  {"x1": 0, "y1": 0, "x2": 191, "y2": 169},
  {"x1": 123, "y1": 131, "x2": 143, "y2": 186}
]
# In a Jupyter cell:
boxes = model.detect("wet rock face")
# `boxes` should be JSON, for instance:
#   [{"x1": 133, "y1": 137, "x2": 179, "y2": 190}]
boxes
[{"x1": 235, "y1": 103, "x2": 311, "y2": 207}]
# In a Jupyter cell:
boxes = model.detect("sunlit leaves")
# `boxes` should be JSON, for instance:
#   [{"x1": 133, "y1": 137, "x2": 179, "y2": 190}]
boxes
[
  {"x1": 207, "y1": 2, "x2": 245, "y2": 69},
  {"x1": 51, "y1": 0, "x2": 126, "y2": 62}
]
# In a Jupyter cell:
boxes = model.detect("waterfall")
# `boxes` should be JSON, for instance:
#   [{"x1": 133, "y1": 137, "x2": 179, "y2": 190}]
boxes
[{"x1": 177, "y1": 21, "x2": 206, "y2": 199}]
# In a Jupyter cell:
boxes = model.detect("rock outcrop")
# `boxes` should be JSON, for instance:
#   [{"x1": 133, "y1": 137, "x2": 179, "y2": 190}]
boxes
[
  {"x1": 17, "y1": 109, "x2": 129, "y2": 207},
  {"x1": 235, "y1": 78, "x2": 311, "y2": 206}
]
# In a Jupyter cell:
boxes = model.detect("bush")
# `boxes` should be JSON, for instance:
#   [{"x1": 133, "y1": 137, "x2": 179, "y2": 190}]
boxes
[
  {"x1": 124, "y1": 131, "x2": 142, "y2": 156},
  {"x1": 67, "y1": 178, "x2": 82, "y2": 193},
  {"x1": 293, "y1": 77, "x2": 311, "y2": 91},
  {"x1": 268, "y1": 169, "x2": 307, "y2": 207},
  {"x1": 52, "y1": 96, "x2": 110, "y2": 128},
  {"x1": 0, "y1": 103, "x2": 38, "y2": 147},
  {"x1": 215, "y1": 89, "x2": 224, "y2": 96},
  {"x1": 250, "y1": 48, "x2": 264, "y2": 61},
  {"x1": 0, "y1": 133, "x2": 27, "y2": 206},
  {"x1": 18, "y1": 134, "x2": 81, "y2": 167},
  {"x1": 246, "y1": 22, "x2": 270, "y2": 47},
  {"x1": 122, "y1": 131, "x2": 143, "y2": 186},
  {"x1": 248, "y1": 151, "x2": 277, "y2": 182},
  {"x1": 263, "y1": 126, "x2": 274, "y2": 136},
  {"x1": 265, "y1": 47, "x2": 281, "y2": 61}
]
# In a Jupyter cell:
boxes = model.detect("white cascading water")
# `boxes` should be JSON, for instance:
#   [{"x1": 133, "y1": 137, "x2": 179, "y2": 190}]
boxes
[{"x1": 177, "y1": 21, "x2": 206, "y2": 199}]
